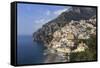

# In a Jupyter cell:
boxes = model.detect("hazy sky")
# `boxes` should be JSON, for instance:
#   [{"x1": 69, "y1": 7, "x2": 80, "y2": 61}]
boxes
[{"x1": 17, "y1": 3, "x2": 70, "y2": 35}]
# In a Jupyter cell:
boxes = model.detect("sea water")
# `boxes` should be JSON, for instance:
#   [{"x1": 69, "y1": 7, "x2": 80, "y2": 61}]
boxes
[{"x1": 17, "y1": 35, "x2": 45, "y2": 64}]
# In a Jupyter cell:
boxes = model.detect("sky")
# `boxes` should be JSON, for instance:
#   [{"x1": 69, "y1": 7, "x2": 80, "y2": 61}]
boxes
[{"x1": 17, "y1": 3, "x2": 71, "y2": 35}]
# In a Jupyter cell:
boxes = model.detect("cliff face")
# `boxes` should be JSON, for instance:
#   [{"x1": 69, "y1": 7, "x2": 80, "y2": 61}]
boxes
[{"x1": 33, "y1": 6, "x2": 96, "y2": 46}]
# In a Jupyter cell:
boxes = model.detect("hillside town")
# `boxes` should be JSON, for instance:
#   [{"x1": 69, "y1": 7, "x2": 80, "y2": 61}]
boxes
[
  {"x1": 33, "y1": 7, "x2": 97, "y2": 63},
  {"x1": 44, "y1": 17, "x2": 96, "y2": 63}
]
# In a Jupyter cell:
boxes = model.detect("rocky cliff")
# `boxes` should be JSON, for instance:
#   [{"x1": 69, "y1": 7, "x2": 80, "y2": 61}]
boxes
[{"x1": 33, "y1": 6, "x2": 96, "y2": 46}]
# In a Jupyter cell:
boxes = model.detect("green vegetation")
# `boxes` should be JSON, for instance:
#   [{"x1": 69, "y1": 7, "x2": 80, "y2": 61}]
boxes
[
  {"x1": 70, "y1": 35, "x2": 97, "y2": 62},
  {"x1": 86, "y1": 27, "x2": 92, "y2": 30}
]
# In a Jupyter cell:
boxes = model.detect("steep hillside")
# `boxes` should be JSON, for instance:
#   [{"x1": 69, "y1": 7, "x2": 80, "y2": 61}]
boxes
[
  {"x1": 33, "y1": 6, "x2": 96, "y2": 46},
  {"x1": 33, "y1": 6, "x2": 97, "y2": 63}
]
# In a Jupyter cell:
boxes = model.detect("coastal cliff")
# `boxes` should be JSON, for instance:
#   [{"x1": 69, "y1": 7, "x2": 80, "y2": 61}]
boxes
[
  {"x1": 33, "y1": 6, "x2": 97, "y2": 63},
  {"x1": 33, "y1": 7, "x2": 96, "y2": 45}
]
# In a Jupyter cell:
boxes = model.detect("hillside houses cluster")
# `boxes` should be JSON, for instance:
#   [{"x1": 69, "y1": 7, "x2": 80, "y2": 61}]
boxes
[{"x1": 44, "y1": 18, "x2": 96, "y2": 62}]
